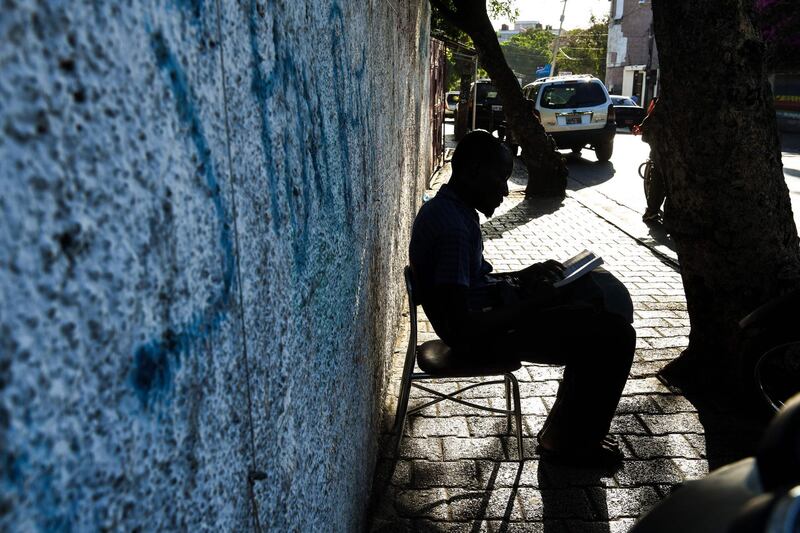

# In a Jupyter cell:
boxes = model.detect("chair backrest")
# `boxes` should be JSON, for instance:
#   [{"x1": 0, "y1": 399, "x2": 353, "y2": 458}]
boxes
[{"x1": 401, "y1": 266, "x2": 419, "y2": 379}]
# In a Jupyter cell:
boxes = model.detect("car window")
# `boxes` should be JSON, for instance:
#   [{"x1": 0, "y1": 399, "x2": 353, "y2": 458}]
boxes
[
  {"x1": 612, "y1": 97, "x2": 636, "y2": 106},
  {"x1": 529, "y1": 84, "x2": 542, "y2": 102},
  {"x1": 476, "y1": 83, "x2": 502, "y2": 104},
  {"x1": 446, "y1": 93, "x2": 459, "y2": 105},
  {"x1": 540, "y1": 82, "x2": 607, "y2": 109}
]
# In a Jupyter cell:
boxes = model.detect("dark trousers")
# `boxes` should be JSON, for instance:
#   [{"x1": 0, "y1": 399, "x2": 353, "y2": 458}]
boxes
[{"x1": 500, "y1": 269, "x2": 636, "y2": 445}]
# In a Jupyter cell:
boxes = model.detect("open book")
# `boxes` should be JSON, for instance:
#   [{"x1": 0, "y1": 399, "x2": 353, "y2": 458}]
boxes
[{"x1": 553, "y1": 249, "x2": 604, "y2": 288}]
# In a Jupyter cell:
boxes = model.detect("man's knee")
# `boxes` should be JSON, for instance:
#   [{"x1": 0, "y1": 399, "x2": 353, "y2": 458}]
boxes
[{"x1": 596, "y1": 313, "x2": 636, "y2": 365}]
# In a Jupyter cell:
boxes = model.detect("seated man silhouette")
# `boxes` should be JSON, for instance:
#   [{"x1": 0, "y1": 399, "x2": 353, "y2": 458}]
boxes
[{"x1": 409, "y1": 130, "x2": 636, "y2": 466}]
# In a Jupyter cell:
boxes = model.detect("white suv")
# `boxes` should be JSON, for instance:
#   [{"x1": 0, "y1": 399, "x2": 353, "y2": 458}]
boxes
[{"x1": 522, "y1": 74, "x2": 616, "y2": 161}]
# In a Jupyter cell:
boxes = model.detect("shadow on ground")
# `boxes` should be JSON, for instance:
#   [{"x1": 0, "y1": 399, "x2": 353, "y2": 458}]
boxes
[
  {"x1": 564, "y1": 156, "x2": 616, "y2": 191},
  {"x1": 482, "y1": 196, "x2": 564, "y2": 242},
  {"x1": 658, "y1": 361, "x2": 769, "y2": 470}
]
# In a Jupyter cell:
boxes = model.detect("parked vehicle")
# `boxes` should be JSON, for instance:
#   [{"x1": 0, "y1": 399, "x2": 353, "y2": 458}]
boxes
[
  {"x1": 445, "y1": 91, "x2": 459, "y2": 119},
  {"x1": 465, "y1": 79, "x2": 506, "y2": 133},
  {"x1": 610, "y1": 95, "x2": 647, "y2": 130},
  {"x1": 522, "y1": 74, "x2": 616, "y2": 161}
]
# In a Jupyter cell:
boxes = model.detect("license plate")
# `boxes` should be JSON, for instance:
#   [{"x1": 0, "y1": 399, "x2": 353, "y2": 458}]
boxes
[
  {"x1": 566, "y1": 116, "x2": 581, "y2": 125},
  {"x1": 491, "y1": 105, "x2": 503, "y2": 111}
]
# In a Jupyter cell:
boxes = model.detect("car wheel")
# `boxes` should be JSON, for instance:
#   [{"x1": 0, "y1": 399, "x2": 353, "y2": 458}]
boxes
[{"x1": 595, "y1": 140, "x2": 613, "y2": 162}]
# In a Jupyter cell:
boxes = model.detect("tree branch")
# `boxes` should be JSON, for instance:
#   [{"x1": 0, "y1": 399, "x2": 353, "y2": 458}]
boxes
[{"x1": 429, "y1": 0, "x2": 462, "y2": 28}]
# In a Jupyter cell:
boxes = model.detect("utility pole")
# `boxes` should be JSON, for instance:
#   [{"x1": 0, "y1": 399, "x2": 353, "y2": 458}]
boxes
[{"x1": 550, "y1": 0, "x2": 568, "y2": 76}]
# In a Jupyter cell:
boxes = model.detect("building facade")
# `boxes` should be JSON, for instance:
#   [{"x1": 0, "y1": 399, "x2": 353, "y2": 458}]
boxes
[{"x1": 605, "y1": 0, "x2": 659, "y2": 103}]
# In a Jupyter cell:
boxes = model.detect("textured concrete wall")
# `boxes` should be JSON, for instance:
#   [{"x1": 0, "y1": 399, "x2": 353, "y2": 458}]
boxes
[{"x1": 0, "y1": 1, "x2": 429, "y2": 530}]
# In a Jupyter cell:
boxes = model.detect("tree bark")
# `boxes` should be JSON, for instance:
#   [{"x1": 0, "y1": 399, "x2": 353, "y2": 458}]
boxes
[
  {"x1": 650, "y1": 0, "x2": 800, "y2": 393},
  {"x1": 430, "y1": 0, "x2": 568, "y2": 197}
]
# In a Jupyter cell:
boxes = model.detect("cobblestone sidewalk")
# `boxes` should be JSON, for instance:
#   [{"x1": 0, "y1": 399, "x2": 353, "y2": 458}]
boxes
[{"x1": 369, "y1": 185, "x2": 717, "y2": 533}]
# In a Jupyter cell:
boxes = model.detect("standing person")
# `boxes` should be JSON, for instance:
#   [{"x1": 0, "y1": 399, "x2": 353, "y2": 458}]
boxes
[
  {"x1": 409, "y1": 130, "x2": 636, "y2": 467},
  {"x1": 633, "y1": 97, "x2": 666, "y2": 223}
]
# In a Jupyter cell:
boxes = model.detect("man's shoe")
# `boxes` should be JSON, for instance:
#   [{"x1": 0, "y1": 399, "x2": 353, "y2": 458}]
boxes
[{"x1": 642, "y1": 210, "x2": 661, "y2": 224}]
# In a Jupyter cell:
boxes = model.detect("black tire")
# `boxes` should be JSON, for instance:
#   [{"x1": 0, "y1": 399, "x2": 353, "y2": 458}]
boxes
[
  {"x1": 642, "y1": 160, "x2": 652, "y2": 203},
  {"x1": 595, "y1": 140, "x2": 613, "y2": 162}
]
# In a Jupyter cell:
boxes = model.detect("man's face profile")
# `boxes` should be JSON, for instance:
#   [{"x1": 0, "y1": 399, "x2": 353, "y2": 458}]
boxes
[
  {"x1": 451, "y1": 130, "x2": 512, "y2": 218},
  {"x1": 472, "y1": 167, "x2": 510, "y2": 217}
]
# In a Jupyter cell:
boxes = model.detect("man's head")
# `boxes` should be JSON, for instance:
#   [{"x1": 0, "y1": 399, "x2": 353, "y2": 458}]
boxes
[{"x1": 450, "y1": 130, "x2": 513, "y2": 217}]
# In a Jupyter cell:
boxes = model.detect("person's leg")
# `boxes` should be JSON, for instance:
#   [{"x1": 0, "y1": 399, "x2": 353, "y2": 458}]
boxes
[
  {"x1": 503, "y1": 306, "x2": 635, "y2": 459},
  {"x1": 644, "y1": 164, "x2": 666, "y2": 221}
]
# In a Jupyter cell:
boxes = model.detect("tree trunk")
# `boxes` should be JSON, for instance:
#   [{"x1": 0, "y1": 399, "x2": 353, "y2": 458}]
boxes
[
  {"x1": 430, "y1": 0, "x2": 568, "y2": 197},
  {"x1": 650, "y1": 0, "x2": 800, "y2": 394},
  {"x1": 468, "y1": 23, "x2": 568, "y2": 197}
]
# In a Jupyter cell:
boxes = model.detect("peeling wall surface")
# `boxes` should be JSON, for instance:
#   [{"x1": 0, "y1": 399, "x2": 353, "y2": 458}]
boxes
[{"x1": 0, "y1": 1, "x2": 430, "y2": 530}]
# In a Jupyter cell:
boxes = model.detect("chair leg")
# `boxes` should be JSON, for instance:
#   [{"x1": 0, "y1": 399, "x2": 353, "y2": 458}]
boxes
[
  {"x1": 505, "y1": 375, "x2": 512, "y2": 430},
  {"x1": 507, "y1": 373, "x2": 524, "y2": 462},
  {"x1": 392, "y1": 376, "x2": 414, "y2": 460}
]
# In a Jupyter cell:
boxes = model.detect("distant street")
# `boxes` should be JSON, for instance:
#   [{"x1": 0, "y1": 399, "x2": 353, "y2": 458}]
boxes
[
  {"x1": 444, "y1": 121, "x2": 800, "y2": 252},
  {"x1": 566, "y1": 129, "x2": 800, "y2": 239}
]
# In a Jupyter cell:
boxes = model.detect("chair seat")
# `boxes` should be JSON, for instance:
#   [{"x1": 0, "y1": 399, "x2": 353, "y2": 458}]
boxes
[{"x1": 417, "y1": 340, "x2": 521, "y2": 377}]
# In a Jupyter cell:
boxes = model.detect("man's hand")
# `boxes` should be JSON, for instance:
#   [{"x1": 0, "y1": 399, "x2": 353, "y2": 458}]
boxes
[{"x1": 518, "y1": 260, "x2": 565, "y2": 285}]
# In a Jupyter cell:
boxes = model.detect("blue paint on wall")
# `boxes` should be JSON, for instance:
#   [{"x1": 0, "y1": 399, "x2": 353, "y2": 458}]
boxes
[{"x1": 131, "y1": 31, "x2": 235, "y2": 404}]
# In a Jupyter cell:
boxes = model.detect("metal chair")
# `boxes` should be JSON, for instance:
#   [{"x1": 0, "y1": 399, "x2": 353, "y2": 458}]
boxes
[{"x1": 392, "y1": 266, "x2": 525, "y2": 461}]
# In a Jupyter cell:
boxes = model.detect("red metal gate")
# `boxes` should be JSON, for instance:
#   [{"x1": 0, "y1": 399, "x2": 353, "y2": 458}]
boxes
[{"x1": 429, "y1": 38, "x2": 446, "y2": 173}]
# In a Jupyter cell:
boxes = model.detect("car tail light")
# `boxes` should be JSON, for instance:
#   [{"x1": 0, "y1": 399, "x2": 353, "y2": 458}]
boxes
[{"x1": 607, "y1": 104, "x2": 616, "y2": 124}]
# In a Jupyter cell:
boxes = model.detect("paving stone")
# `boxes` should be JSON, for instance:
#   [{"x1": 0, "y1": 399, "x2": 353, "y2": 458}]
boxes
[
  {"x1": 628, "y1": 361, "x2": 668, "y2": 378},
  {"x1": 613, "y1": 459, "x2": 686, "y2": 486},
  {"x1": 535, "y1": 461, "x2": 618, "y2": 489},
  {"x1": 655, "y1": 326, "x2": 691, "y2": 337},
  {"x1": 398, "y1": 437, "x2": 443, "y2": 460},
  {"x1": 411, "y1": 460, "x2": 481, "y2": 489},
  {"x1": 632, "y1": 318, "x2": 671, "y2": 328},
  {"x1": 645, "y1": 336, "x2": 690, "y2": 349},
  {"x1": 442, "y1": 437, "x2": 508, "y2": 461},
  {"x1": 437, "y1": 400, "x2": 499, "y2": 417},
  {"x1": 411, "y1": 520, "x2": 481, "y2": 533},
  {"x1": 683, "y1": 434, "x2": 707, "y2": 457},
  {"x1": 622, "y1": 378, "x2": 671, "y2": 395},
  {"x1": 485, "y1": 521, "x2": 547, "y2": 533},
  {"x1": 607, "y1": 518, "x2": 640, "y2": 533},
  {"x1": 635, "y1": 310, "x2": 680, "y2": 319},
  {"x1": 521, "y1": 380, "x2": 560, "y2": 397},
  {"x1": 370, "y1": 517, "x2": 414, "y2": 532},
  {"x1": 475, "y1": 460, "x2": 541, "y2": 488},
  {"x1": 521, "y1": 397, "x2": 549, "y2": 416},
  {"x1": 390, "y1": 460, "x2": 413, "y2": 486},
  {"x1": 635, "y1": 348, "x2": 682, "y2": 362},
  {"x1": 609, "y1": 414, "x2": 649, "y2": 434},
  {"x1": 652, "y1": 394, "x2": 697, "y2": 413},
  {"x1": 446, "y1": 487, "x2": 526, "y2": 521},
  {"x1": 615, "y1": 395, "x2": 660, "y2": 414},
  {"x1": 624, "y1": 434, "x2": 701, "y2": 459},
  {"x1": 586, "y1": 486, "x2": 661, "y2": 519},
  {"x1": 640, "y1": 413, "x2": 704, "y2": 434},
  {"x1": 395, "y1": 488, "x2": 450, "y2": 520},
  {"x1": 672, "y1": 458, "x2": 709, "y2": 480},
  {"x1": 467, "y1": 416, "x2": 516, "y2": 437},
  {"x1": 409, "y1": 417, "x2": 470, "y2": 437},
  {"x1": 518, "y1": 488, "x2": 596, "y2": 521},
  {"x1": 633, "y1": 327, "x2": 661, "y2": 338}
]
